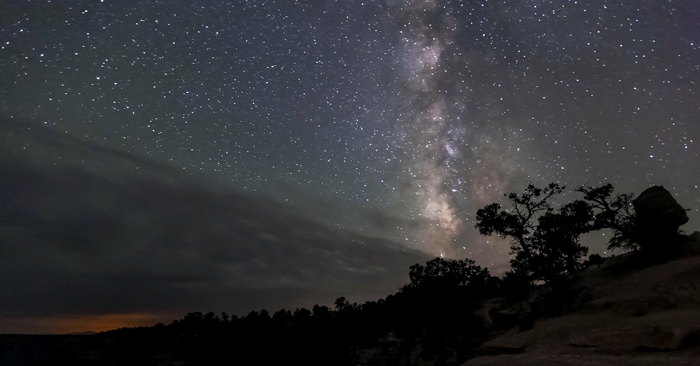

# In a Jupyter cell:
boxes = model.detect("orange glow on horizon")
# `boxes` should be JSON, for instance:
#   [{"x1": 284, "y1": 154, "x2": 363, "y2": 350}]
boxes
[{"x1": 1, "y1": 313, "x2": 169, "y2": 335}]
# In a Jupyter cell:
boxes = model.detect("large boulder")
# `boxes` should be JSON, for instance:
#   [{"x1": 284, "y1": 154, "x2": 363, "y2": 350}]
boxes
[
  {"x1": 632, "y1": 186, "x2": 688, "y2": 251},
  {"x1": 633, "y1": 186, "x2": 688, "y2": 228}
]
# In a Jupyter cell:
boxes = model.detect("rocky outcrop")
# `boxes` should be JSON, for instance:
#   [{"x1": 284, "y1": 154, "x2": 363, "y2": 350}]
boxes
[
  {"x1": 463, "y1": 256, "x2": 700, "y2": 365},
  {"x1": 632, "y1": 186, "x2": 688, "y2": 252},
  {"x1": 633, "y1": 186, "x2": 689, "y2": 228}
]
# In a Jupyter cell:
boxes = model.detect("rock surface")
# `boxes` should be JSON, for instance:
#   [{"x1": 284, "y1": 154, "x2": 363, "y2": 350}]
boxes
[
  {"x1": 609, "y1": 295, "x2": 677, "y2": 316},
  {"x1": 462, "y1": 349, "x2": 700, "y2": 366},
  {"x1": 632, "y1": 186, "x2": 689, "y2": 228},
  {"x1": 632, "y1": 186, "x2": 689, "y2": 252},
  {"x1": 480, "y1": 330, "x2": 529, "y2": 355},
  {"x1": 463, "y1": 256, "x2": 700, "y2": 365},
  {"x1": 569, "y1": 328, "x2": 648, "y2": 350},
  {"x1": 569, "y1": 326, "x2": 697, "y2": 351},
  {"x1": 642, "y1": 326, "x2": 698, "y2": 351}
]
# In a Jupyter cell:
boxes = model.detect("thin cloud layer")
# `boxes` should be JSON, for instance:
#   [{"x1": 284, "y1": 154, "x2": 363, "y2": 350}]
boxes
[{"x1": 0, "y1": 119, "x2": 431, "y2": 333}]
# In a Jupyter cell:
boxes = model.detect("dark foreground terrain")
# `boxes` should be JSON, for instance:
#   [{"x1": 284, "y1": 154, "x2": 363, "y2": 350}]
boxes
[
  {"x1": 0, "y1": 335, "x2": 93, "y2": 366},
  {"x1": 4, "y1": 248, "x2": 700, "y2": 366}
]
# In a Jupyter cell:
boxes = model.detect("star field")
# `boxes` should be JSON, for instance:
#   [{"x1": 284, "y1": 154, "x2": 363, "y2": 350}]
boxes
[{"x1": 2, "y1": 0, "x2": 699, "y2": 268}]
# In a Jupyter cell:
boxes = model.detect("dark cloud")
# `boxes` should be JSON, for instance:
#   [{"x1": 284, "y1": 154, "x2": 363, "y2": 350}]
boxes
[{"x1": 0, "y1": 118, "x2": 430, "y2": 329}]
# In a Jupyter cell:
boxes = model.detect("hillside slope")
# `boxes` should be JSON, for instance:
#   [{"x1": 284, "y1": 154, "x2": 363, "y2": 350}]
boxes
[{"x1": 464, "y1": 254, "x2": 700, "y2": 365}]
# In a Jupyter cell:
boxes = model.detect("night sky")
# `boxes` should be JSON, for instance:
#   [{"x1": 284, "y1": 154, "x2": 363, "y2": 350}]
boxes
[{"x1": 1, "y1": 0, "x2": 699, "y2": 334}]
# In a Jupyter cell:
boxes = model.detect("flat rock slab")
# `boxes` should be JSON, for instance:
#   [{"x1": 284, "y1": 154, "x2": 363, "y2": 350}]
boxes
[
  {"x1": 461, "y1": 352, "x2": 700, "y2": 366},
  {"x1": 570, "y1": 329, "x2": 647, "y2": 350},
  {"x1": 611, "y1": 296, "x2": 678, "y2": 316},
  {"x1": 479, "y1": 328, "x2": 537, "y2": 355},
  {"x1": 570, "y1": 327, "x2": 698, "y2": 351},
  {"x1": 481, "y1": 340, "x2": 526, "y2": 355}
]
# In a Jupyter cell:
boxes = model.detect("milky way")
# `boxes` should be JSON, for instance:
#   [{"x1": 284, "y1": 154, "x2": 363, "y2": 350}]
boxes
[
  {"x1": 390, "y1": 0, "x2": 700, "y2": 262},
  {"x1": 1, "y1": 0, "x2": 700, "y2": 331}
]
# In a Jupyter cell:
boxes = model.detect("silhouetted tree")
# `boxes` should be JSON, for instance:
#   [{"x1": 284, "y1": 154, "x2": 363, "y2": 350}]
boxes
[
  {"x1": 406, "y1": 257, "x2": 496, "y2": 299},
  {"x1": 476, "y1": 183, "x2": 593, "y2": 286},
  {"x1": 392, "y1": 256, "x2": 495, "y2": 358},
  {"x1": 529, "y1": 199, "x2": 592, "y2": 286},
  {"x1": 476, "y1": 183, "x2": 563, "y2": 273},
  {"x1": 586, "y1": 253, "x2": 604, "y2": 267},
  {"x1": 245, "y1": 310, "x2": 259, "y2": 320},
  {"x1": 500, "y1": 268, "x2": 534, "y2": 304},
  {"x1": 577, "y1": 183, "x2": 638, "y2": 251},
  {"x1": 311, "y1": 304, "x2": 332, "y2": 328},
  {"x1": 334, "y1": 296, "x2": 348, "y2": 311},
  {"x1": 293, "y1": 307, "x2": 311, "y2": 319},
  {"x1": 272, "y1": 309, "x2": 292, "y2": 323}
]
